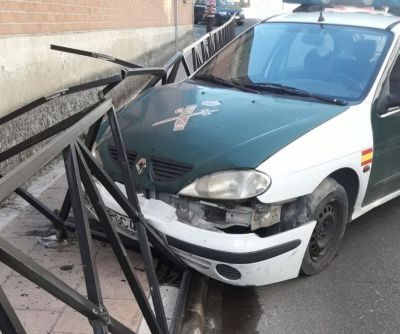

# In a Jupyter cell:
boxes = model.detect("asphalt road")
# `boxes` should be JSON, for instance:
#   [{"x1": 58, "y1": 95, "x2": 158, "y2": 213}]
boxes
[{"x1": 205, "y1": 196, "x2": 400, "y2": 334}]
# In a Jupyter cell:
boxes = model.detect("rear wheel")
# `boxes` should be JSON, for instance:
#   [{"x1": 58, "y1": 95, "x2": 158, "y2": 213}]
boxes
[{"x1": 301, "y1": 178, "x2": 348, "y2": 276}]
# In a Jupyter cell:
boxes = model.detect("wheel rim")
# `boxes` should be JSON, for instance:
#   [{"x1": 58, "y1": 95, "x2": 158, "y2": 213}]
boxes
[{"x1": 309, "y1": 200, "x2": 341, "y2": 262}]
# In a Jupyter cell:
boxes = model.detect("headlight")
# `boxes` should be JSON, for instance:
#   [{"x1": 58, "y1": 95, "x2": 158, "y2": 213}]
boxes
[
  {"x1": 178, "y1": 170, "x2": 271, "y2": 200},
  {"x1": 219, "y1": 11, "x2": 227, "y2": 15}
]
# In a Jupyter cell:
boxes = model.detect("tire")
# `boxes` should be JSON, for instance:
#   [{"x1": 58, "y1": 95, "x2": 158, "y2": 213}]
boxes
[{"x1": 301, "y1": 178, "x2": 348, "y2": 276}]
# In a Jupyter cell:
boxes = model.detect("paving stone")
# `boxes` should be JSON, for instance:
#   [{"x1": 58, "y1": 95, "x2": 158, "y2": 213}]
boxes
[
  {"x1": 17, "y1": 309, "x2": 60, "y2": 334},
  {"x1": 95, "y1": 242, "x2": 146, "y2": 272},
  {"x1": 51, "y1": 306, "x2": 92, "y2": 334},
  {"x1": 0, "y1": 262, "x2": 13, "y2": 285},
  {"x1": 104, "y1": 298, "x2": 142, "y2": 332},
  {"x1": 52, "y1": 298, "x2": 141, "y2": 333},
  {"x1": 77, "y1": 247, "x2": 149, "y2": 300},
  {"x1": 2, "y1": 275, "x2": 76, "y2": 312},
  {"x1": 10, "y1": 242, "x2": 85, "y2": 285},
  {"x1": 0, "y1": 236, "x2": 40, "y2": 283}
]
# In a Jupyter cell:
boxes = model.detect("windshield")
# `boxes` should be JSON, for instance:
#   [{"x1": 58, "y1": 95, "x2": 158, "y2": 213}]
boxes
[{"x1": 194, "y1": 22, "x2": 392, "y2": 101}]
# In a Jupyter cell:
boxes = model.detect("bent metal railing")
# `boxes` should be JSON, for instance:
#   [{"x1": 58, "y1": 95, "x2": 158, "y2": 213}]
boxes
[{"x1": 0, "y1": 16, "x2": 236, "y2": 334}]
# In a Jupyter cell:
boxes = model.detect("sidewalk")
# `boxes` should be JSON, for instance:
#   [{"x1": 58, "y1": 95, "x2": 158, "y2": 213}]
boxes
[{"x1": 0, "y1": 161, "x2": 175, "y2": 333}]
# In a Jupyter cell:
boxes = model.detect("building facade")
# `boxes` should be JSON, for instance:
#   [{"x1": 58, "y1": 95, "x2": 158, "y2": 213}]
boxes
[{"x1": 0, "y1": 0, "x2": 193, "y2": 172}]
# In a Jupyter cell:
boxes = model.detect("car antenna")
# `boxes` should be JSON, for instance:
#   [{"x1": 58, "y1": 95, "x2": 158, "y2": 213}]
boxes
[{"x1": 318, "y1": 5, "x2": 325, "y2": 23}]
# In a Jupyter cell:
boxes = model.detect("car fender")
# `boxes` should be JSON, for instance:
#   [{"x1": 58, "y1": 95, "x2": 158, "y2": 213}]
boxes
[{"x1": 256, "y1": 102, "x2": 373, "y2": 215}]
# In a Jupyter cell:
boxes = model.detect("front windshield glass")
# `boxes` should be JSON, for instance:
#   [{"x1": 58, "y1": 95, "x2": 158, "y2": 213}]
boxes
[{"x1": 194, "y1": 22, "x2": 392, "y2": 101}]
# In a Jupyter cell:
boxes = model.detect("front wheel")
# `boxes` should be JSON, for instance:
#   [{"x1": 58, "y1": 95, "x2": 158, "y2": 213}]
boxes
[{"x1": 301, "y1": 178, "x2": 348, "y2": 276}]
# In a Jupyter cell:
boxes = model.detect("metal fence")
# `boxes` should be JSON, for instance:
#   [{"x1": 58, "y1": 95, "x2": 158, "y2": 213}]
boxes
[{"x1": 0, "y1": 16, "x2": 236, "y2": 334}]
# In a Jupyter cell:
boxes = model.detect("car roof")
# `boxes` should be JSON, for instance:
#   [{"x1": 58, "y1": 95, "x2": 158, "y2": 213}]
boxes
[{"x1": 268, "y1": 12, "x2": 400, "y2": 30}]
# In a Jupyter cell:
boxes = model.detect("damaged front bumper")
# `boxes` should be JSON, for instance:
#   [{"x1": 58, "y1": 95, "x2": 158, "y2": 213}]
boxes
[{"x1": 96, "y1": 182, "x2": 316, "y2": 286}]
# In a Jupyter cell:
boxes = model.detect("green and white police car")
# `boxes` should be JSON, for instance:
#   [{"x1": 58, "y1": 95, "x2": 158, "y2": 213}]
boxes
[{"x1": 94, "y1": 1, "x2": 400, "y2": 286}]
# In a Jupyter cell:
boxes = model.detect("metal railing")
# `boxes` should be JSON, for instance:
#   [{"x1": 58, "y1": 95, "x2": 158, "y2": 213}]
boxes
[{"x1": 0, "y1": 16, "x2": 236, "y2": 334}]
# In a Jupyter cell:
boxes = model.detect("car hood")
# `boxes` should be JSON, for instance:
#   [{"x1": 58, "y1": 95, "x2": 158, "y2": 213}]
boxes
[{"x1": 97, "y1": 80, "x2": 348, "y2": 194}]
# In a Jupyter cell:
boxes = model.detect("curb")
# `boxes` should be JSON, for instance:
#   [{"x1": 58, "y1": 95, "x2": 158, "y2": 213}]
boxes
[{"x1": 180, "y1": 272, "x2": 209, "y2": 334}]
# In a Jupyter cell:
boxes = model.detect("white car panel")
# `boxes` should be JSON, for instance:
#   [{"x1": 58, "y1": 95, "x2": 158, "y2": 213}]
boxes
[
  {"x1": 256, "y1": 103, "x2": 372, "y2": 215},
  {"x1": 97, "y1": 182, "x2": 316, "y2": 286}
]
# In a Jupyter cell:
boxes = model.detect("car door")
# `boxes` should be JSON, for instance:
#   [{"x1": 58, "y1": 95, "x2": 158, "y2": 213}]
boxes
[{"x1": 363, "y1": 48, "x2": 400, "y2": 205}]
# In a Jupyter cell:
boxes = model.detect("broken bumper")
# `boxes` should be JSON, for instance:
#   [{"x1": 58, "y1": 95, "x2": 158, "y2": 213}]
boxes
[{"x1": 97, "y1": 183, "x2": 316, "y2": 286}]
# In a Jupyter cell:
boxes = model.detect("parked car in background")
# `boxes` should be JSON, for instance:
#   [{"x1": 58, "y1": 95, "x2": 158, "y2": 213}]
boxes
[
  {"x1": 215, "y1": 0, "x2": 245, "y2": 25},
  {"x1": 194, "y1": 0, "x2": 245, "y2": 25}
]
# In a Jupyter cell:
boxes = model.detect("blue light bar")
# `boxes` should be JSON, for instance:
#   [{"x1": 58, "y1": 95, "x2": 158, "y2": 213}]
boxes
[{"x1": 283, "y1": 0, "x2": 400, "y2": 7}]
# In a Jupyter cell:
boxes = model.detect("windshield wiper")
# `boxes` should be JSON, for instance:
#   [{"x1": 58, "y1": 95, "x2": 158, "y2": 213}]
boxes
[
  {"x1": 245, "y1": 82, "x2": 348, "y2": 106},
  {"x1": 195, "y1": 74, "x2": 259, "y2": 94}
]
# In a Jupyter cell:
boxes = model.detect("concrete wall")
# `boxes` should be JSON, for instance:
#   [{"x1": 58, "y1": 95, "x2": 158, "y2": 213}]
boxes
[
  {"x1": 0, "y1": 25, "x2": 193, "y2": 117},
  {"x1": 0, "y1": 1, "x2": 194, "y2": 174}
]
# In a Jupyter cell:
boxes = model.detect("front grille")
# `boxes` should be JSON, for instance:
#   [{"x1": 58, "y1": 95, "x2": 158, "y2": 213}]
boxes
[
  {"x1": 109, "y1": 145, "x2": 137, "y2": 169},
  {"x1": 151, "y1": 157, "x2": 192, "y2": 181}
]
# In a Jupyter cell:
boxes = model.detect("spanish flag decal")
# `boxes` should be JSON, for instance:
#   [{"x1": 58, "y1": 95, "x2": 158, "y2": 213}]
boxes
[{"x1": 361, "y1": 148, "x2": 373, "y2": 166}]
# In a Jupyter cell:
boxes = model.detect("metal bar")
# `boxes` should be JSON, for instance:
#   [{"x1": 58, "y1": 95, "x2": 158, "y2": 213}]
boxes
[
  {"x1": 195, "y1": 52, "x2": 202, "y2": 69},
  {"x1": 181, "y1": 56, "x2": 191, "y2": 76},
  {"x1": 101, "y1": 67, "x2": 166, "y2": 100},
  {"x1": 0, "y1": 76, "x2": 121, "y2": 127},
  {"x1": 0, "y1": 172, "x2": 65, "y2": 230},
  {"x1": 0, "y1": 237, "x2": 101, "y2": 319},
  {"x1": 167, "y1": 56, "x2": 183, "y2": 84},
  {"x1": 51, "y1": 44, "x2": 141, "y2": 69},
  {"x1": 75, "y1": 142, "x2": 163, "y2": 334},
  {"x1": 0, "y1": 103, "x2": 100, "y2": 164},
  {"x1": 200, "y1": 41, "x2": 206, "y2": 64},
  {"x1": 163, "y1": 52, "x2": 183, "y2": 71},
  {"x1": 76, "y1": 141, "x2": 187, "y2": 271},
  {"x1": 207, "y1": 36, "x2": 214, "y2": 57},
  {"x1": 169, "y1": 271, "x2": 192, "y2": 334},
  {"x1": 123, "y1": 67, "x2": 166, "y2": 78},
  {"x1": 58, "y1": 114, "x2": 104, "y2": 225},
  {"x1": 181, "y1": 15, "x2": 235, "y2": 56},
  {"x1": 106, "y1": 108, "x2": 169, "y2": 334},
  {"x1": 14, "y1": 187, "x2": 65, "y2": 230},
  {"x1": 0, "y1": 100, "x2": 113, "y2": 204},
  {"x1": 59, "y1": 191, "x2": 72, "y2": 221},
  {"x1": 191, "y1": 48, "x2": 197, "y2": 72},
  {"x1": 63, "y1": 145, "x2": 105, "y2": 309},
  {"x1": 0, "y1": 237, "x2": 135, "y2": 334},
  {"x1": 140, "y1": 75, "x2": 164, "y2": 94},
  {"x1": 0, "y1": 284, "x2": 26, "y2": 334}
]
